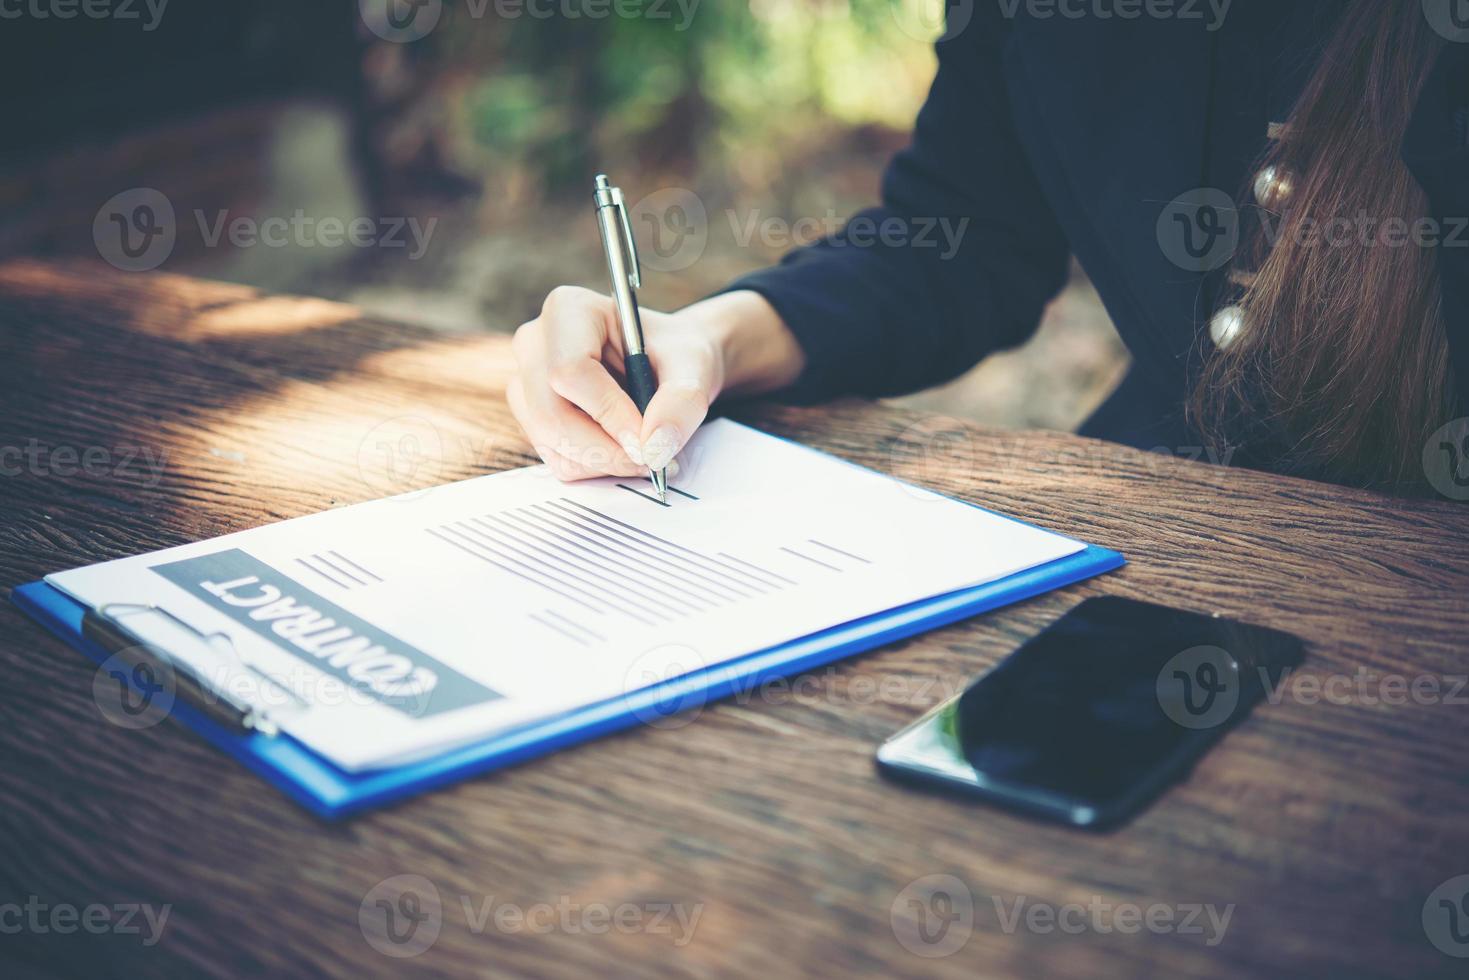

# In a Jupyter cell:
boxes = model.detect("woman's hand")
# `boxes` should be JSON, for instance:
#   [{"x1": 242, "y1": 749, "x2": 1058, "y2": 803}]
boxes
[{"x1": 508, "y1": 287, "x2": 804, "y2": 482}]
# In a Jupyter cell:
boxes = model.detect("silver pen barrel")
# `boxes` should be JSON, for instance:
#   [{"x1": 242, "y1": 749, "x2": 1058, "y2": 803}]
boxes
[
  {"x1": 594, "y1": 175, "x2": 646, "y2": 357},
  {"x1": 594, "y1": 175, "x2": 667, "y2": 502}
]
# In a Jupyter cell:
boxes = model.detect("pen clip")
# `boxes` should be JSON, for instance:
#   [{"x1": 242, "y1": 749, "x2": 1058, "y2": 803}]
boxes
[
  {"x1": 609, "y1": 186, "x2": 642, "y2": 290},
  {"x1": 596, "y1": 175, "x2": 642, "y2": 291}
]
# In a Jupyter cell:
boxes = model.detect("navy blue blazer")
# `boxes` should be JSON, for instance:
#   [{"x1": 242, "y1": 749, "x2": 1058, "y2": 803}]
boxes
[{"x1": 729, "y1": 1, "x2": 1469, "y2": 463}]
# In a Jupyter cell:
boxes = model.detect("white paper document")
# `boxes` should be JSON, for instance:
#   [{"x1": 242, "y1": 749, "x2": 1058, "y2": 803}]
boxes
[{"x1": 48, "y1": 421, "x2": 1083, "y2": 771}]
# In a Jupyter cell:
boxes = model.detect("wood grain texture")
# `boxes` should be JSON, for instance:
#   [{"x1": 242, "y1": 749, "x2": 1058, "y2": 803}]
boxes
[{"x1": 0, "y1": 259, "x2": 1466, "y2": 979}]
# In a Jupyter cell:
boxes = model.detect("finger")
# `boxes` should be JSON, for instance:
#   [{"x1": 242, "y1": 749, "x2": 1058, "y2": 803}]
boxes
[
  {"x1": 508, "y1": 374, "x2": 645, "y2": 479},
  {"x1": 540, "y1": 285, "x2": 623, "y2": 359},
  {"x1": 505, "y1": 376, "x2": 538, "y2": 459},
  {"x1": 526, "y1": 425, "x2": 678, "y2": 483},
  {"x1": 532, "y1": 287, "x2": 645, "y2": 465},
  {"x1": 545, "y1": 355, "x2": 647, "y2": 465},
  {"x1": 533, "y1": 443, "x2": 619, "y2": 483},
  {"x1": 638, "y1": 379, "x2": 712, "y2": 471}
]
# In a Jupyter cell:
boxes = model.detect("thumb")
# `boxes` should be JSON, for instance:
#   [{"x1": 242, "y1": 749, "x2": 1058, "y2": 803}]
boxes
[{"x1": 638, "y1": 380, "x2": 712, "y2": 471}]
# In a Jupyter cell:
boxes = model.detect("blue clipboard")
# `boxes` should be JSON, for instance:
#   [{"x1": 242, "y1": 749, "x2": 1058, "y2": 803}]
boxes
[{"x1": 12, "y1": 537, "x2": 1121, "y2": 820}]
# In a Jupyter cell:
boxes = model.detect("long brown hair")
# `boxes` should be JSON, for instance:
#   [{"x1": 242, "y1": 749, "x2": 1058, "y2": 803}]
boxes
[{"x1": 1193, "y1": 1, "x2": 1455, "y2": 492}]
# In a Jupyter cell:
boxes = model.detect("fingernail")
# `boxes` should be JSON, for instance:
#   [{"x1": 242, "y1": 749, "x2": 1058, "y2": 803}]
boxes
[
  {"x1": 666, "y1": 460, "x2": 680, "y2": 478},
  {"x1": 619, "y1": 436, "x2": 644, "y2": 466},
  {"x1": 641, "y1": 427, "x2": 679, "y2": 471}
]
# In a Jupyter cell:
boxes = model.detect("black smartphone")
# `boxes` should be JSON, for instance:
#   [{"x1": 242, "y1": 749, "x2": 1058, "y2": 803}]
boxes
[{"x1": 875, "y1": 596, "x2": 1304, "y2": 829}]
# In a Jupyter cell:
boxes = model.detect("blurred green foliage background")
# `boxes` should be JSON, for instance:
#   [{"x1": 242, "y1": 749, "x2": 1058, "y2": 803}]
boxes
[{"x1": 423, "y1": 0, "x2": 938, "y2": 201}]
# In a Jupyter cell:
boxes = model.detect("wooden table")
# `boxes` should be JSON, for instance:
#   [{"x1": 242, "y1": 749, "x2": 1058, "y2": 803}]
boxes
[{"x1": 1, "y1": 259, "x2": 1467, "y2": 979}]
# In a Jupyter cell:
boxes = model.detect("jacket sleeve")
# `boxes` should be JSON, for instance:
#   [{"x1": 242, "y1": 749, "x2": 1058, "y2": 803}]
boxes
[
  {"x1": 1404, "y1": 44, "x2": 1469, "y2": 416},
  {"x1": 720, "y1": 11, "x2": 1071, "y2": 403}
]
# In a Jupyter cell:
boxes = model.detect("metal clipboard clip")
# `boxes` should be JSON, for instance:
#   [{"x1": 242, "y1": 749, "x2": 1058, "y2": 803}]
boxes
[{"x1": 81, "y1": 602, "x2": 307, "y2": 736}]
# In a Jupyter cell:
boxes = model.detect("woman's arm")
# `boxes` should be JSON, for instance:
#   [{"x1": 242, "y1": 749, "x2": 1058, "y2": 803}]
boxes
[
  {"x1": 509, "y1": 8, "x2": 1071, "y2": 478},
  {"x1": 725, "y1": 9, "x2": 1071, "y2": 402}
]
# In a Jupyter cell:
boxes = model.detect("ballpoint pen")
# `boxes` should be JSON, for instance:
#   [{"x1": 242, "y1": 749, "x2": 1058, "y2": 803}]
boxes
[{"x1": 593, "y1": 173, "x2": 667, "y2": 502}]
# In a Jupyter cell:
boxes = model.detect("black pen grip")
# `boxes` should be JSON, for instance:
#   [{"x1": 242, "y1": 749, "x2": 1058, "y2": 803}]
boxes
[{"x1": 625, "y1": 351, "x2": 658, "y2": 416}]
